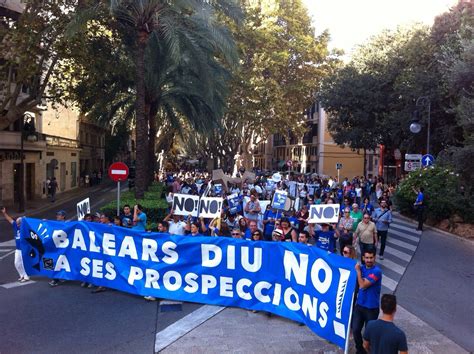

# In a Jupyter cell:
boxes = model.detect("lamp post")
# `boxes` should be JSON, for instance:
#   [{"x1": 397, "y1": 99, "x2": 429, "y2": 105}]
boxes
[
  {"x1": 18, "y1": 112, "x2": 37, "y2": 213},
  {"x1": 410, "y1": 96, "x2": 431, "y2": 155}
]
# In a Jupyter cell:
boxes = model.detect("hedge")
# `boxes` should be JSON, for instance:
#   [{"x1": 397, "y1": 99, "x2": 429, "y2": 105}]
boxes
[
  {"x1": 394, "y1": 166, "x2": 473, "y2": 223},
  {"x1": 100, "y1": 182, "x2": 169, "y2": 230}
]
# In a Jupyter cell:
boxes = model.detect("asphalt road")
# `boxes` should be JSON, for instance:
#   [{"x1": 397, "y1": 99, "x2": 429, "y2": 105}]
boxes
[
  {"x1": 0, "y1": 185, "x2": 202, "y2": 353},
  {"x1": 396, "y1": 228, "x2": 474, "y2": 352}
]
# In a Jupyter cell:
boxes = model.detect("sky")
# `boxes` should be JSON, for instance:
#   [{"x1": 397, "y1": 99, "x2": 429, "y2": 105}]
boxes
[{"x1": 302, "y1": 0, "x2": 459, "y2": 58}]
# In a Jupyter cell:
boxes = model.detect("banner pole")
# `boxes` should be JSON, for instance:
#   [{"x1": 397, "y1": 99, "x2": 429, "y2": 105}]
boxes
[
  {"x1": 344, "y1": 291, "x2": 356, "y2": 354},
  {"x1": 117, "y1": 180, "x2": 120, "y2": 216}
]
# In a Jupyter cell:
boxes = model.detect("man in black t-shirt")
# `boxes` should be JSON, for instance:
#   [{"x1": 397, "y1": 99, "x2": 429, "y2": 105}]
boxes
[
  {"x1": 121, "y1": 204, "x2": 133, "y2": 228},
  {"x1": 363, "y1": 294, "x2": 408, "y2": 354}
]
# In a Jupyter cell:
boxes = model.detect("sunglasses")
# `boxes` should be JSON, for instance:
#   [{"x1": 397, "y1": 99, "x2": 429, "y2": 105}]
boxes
[
  {"x1": 231, "y1": 233, "x2": 240, "y2": 235},
  {"x1": 363, "y1": 217, "x2": 370, "y2": 219},
  {"x1": 343, "y1": 250, "x2": 350, "y2": 255}
]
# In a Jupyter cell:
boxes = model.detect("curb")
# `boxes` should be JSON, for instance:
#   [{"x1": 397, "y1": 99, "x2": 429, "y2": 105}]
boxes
[
  {"x1": 393, "y1": 211, "x2": 474, "y2": 243},
  {"x1": 8, "y1": 183, "x2": 114, "y2": 218}
]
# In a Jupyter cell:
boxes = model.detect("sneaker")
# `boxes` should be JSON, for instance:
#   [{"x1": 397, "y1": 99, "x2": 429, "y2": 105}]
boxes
[
  {"x1": 87, "y1": 283, "x2": 94, "y2": 288},
  {"x1": 379, "y1": 255, "x2": 384, "y2": 260},
  {"x1": 49, "y1": 280, "x2": 59, "y2": 287},
  {"x1": 81, "y1": 282, "x2": 88, "y2": 288},
  {"x1": 18, "y1": 277, "x2": 23, "y2": 282},
  {"x1": 20, "y1": 277, "x2": 30, "y2": 283},
  {"x1": 91, "y1": 286, "x2": 106, "y2": 293},
  {"x1": 144, "y1": 296, "x2": 156, "y2": 301}
]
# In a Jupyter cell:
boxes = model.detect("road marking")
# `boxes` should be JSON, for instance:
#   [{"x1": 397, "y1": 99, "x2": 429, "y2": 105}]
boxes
[
  {"x1": 391, "y1": 223, "x2": 421, "y2": 234},
  {"x1": 155, "y1": 305, "x2": 225, "y2": 352},
  {"x1": 0, "y1": 250, "x2": 15, "y2": 260},
  {"x1": 160, "y1": 300, "x2": 183, "y2": 305},
  {"x1": 382, "y1": 275, "x2": 398, "y2": 292},
  {"x1": 1, "y1": 280, "x2": 36, "y2": 289},
  {"x1": 0, "y1": 240, "x2": 15, "y2": 247},
  {"x1": 387, "y1": 238, "x2": 417, "y2": 251},
  {"x1": 384, "y1": 246, "x2": 412, "y2": 262},
  {"x1": 388, "y1": 229, "x2": 420, "y2": 243},
  {"x1": 392, "y1": 217, "x2": 417, "y2": 228},
  {"x1": 378, "y1": 258, "x2": 406, "y2": 275}
]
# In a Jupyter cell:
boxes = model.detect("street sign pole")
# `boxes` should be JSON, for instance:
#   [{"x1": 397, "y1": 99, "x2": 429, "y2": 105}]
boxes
[
  {"x1": 108, "y1": 162, "x2": 129, "y2": 216},
  {"x1": 117, "y1": 180, "x2": 120, "y2": 216}
]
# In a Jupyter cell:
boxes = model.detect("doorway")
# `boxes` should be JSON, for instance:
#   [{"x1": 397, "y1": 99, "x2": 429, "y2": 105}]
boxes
[
  {"x1": 60, "y1": 162, "x2": 66, "y2": 191},
  {"x1": 26, "y1": 163, "x2": 35, "y2": 200}
]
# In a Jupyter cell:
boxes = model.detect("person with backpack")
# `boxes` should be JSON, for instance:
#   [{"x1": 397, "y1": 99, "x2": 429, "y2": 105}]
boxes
[{"x1": 372, "y1": 200, "x2": 392, "y2": 260}]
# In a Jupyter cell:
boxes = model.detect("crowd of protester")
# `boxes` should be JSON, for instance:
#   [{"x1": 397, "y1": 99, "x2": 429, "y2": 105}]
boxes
[{"x1": 2, "y1": 169, "x2": 410, "y2": 353}]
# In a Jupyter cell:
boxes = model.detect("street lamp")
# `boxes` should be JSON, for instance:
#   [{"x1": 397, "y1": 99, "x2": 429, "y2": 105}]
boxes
[
  {"x1": 410, "y1": 96, "x2": 431, "y2": 154},
  {"x1": 18, "y1": 112, "x2": 38, "y2": 213}
]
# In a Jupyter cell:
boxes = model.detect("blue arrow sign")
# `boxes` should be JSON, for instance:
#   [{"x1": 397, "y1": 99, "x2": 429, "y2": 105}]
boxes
[{"x1": 421, "y1": 154, "x2": 435, "y2": 166}]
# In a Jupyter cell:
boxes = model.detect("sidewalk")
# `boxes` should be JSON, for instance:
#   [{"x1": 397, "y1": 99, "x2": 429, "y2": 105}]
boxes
[
  {"x1": 158, "y1": 305, "x2": 467, "y2": 353},
  {"x1": 3, "y1": 181, "x2": 114, "y2": 218}
]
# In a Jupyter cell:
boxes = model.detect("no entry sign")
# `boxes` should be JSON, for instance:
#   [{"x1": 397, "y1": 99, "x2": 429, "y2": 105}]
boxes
[{"x1": 108, "y1": 162, "x2": 129, "y2": 182}]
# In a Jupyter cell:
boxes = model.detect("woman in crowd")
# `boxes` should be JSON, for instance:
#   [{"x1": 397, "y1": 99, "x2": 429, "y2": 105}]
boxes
[{"x1": 336, "y1": 208, "x2": 354, "y2": 255}]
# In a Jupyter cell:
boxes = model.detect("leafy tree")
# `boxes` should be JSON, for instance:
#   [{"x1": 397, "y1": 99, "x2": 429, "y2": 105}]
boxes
[
  {"x1": 194, "y1": 0, "x2": 338, "y2": 170},
  {"x1": 434, "y1": 1, "x2": 474, "y2": 195},
  {"x1": 0, "y1": 0, "x2": 81, "y2": 130},
  {"x1": 394, "y1": 166, "x2": 473, "y2": 223}
]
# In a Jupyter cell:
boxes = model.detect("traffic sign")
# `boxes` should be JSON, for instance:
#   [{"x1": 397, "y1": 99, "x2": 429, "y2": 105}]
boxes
[
  {"x1": 336, "y1": 163, "x2": 343, "y2": 170},
  {"x1": 108, "y1": 162, "x2": 129, "y2": 182},
  {"x1": 405, "y1": 153, "x2": 422, "y2": 160},
  {"x1": 404, "y1": 160, "x2": 421, "y2": 172},
  {"x1": 421, "y1": 154, "x2": 435, "y2": 167}
]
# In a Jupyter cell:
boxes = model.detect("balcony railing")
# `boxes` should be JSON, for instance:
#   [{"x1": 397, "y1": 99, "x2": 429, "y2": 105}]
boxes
[{"x1": 45, "y1": 135, "x2": 79, "y2": 149}]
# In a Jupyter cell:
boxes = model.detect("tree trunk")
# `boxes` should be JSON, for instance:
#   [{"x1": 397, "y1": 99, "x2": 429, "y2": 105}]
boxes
[
  {"x1": 363, "y1": 148, "x2": 367, "y2": 177},
  {"x1": 134, "y1": 31, "x2": 148, "y2": 199},
  {"x1": 148, "y1": 105, "x2": 158, "y2": 185}
]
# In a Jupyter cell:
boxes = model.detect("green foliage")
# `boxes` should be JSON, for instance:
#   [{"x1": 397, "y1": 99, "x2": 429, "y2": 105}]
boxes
[
  {"x1": 183, "y1": 0, "x2": 340, "y2": 166},
  {"x1": 100, "y1": 183, "x2": 169, "y2": 228},
  {"x1": 394, "y1": 166, "x2": 473, "y2": 223}
]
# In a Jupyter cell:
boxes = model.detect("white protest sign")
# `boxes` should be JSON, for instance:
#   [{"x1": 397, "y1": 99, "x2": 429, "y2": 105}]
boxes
[
  {"x1": 172, "y1": 194, "x2": 223, "y2": 218},
  {"x1": 173, "y1": 194, "x2": 200, "y2": 217},
  {"x1": 77, "y1": 198, "x2": 90, "y2": 221},
  {"x1": 199, "y1": 197, "x2": 224, "y2": 218},
  {"x1": 288, "y1": 181, "x2": 297, "y2": 198},
  {"x1": 308, "y1": 204, "x2": 340, "y2": 224}
]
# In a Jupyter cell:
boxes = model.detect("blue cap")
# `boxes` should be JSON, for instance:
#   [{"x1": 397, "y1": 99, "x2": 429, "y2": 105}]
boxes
[{"x1": 56, "y1": 210, "x2": 66, "y2": 216}]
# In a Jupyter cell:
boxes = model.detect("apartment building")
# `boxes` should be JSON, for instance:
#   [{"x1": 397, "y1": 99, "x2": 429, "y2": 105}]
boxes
[{"x1": 253, "y1": 102, "x2": 365, "y2": 178}]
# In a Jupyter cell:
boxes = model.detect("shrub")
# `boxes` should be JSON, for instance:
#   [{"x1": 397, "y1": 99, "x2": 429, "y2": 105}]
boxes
[
  {"x1": 100, "y1": 182, "x2": 169, "y2": 229},
  {"x1": 394, "y1": 166, "x2": 472, "y2": 223}
]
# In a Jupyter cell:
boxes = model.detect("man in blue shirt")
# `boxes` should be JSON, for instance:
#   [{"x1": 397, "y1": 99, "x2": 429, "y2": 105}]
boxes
[
  {"x1": 315, "y1": 223, "x2": 336, "y2": 253},
  {"x1": 263, "y1": 207, "x2": 278, "y2": 241},
  {"x1": 133, "y1": 204, "x2": 147, "y2": 231},
  {"x1": 363, "y1": 294, "x2": 408, "y2": 354},
  {"x1": 352, "y1": 249, "x2": 382, "y2": 354},
  {"x1": 413, "y1": 187, "x2": 425, "y2": 231},
  {"x1": 372, "y1": 200, "x2": 392, "y2": 260}
]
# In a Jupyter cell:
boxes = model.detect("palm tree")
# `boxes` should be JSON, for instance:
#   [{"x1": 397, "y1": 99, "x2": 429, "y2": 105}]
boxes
[{"x1": 108, "y1": 0, "x2": 241, "y2": 198}]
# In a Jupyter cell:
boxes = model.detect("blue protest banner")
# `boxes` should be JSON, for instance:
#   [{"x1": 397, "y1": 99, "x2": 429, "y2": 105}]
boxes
[
  {"x1": 272, "y1": 190, "x2": 287, "y2": 210},
  {"x1": 20, "y1": 218, "x2": 356, "y2": 349},
  {"x1": 227, "y1": 193, "x2": 242, "y2": 213},
  {"x1": 214, "y1": 184, "x2": 223, "y2": 195}
]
